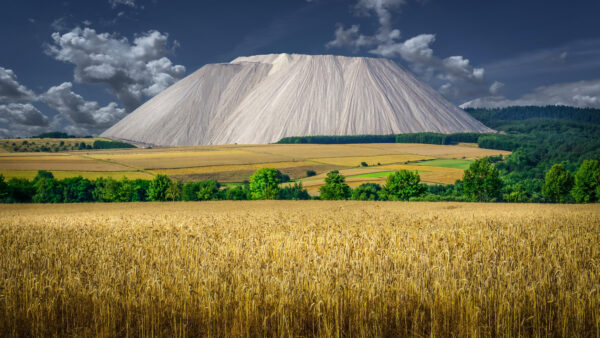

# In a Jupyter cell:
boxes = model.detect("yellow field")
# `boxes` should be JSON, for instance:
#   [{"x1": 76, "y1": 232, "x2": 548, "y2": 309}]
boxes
[
  {"x1": 0, "y1": 170, "x2": 153, "y2": 180},
  {"x1": 148, "y1": 161, "x2": 316, "y2": 175},
  {"x1": 0, "y1": 142, "x2": 509, "y2": 186},
  {"x1": 0, "y1": 202, "x2": 597, "y2": 336}
]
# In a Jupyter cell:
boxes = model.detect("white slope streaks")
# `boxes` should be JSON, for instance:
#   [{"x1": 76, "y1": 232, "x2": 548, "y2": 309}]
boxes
[{"x1": 102, "y1": 53, "x2": 493, "y2": 146}]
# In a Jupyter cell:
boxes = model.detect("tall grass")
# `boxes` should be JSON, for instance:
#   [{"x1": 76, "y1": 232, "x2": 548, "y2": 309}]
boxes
[{"x1": 0, "y1": 202, "x2": 598, "y2": 336}]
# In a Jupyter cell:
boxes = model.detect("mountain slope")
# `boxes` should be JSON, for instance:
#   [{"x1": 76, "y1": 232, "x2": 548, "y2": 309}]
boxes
[{"x1": 102, "y1": 53, "x2": 493, "y2": 145}]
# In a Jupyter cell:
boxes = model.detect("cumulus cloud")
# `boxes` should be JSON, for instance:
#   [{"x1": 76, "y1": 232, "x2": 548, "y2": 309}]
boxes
[
  {"x1": 0, "y1": 67, "x2": 36, "y2": 102},
  {"x1": 41, "y1": 82, "x2": 126, "y2": 134},
  {"x1": 0, "y1": 103, "x2": 49, "y2": 126},
  {"x1": 46, "y1": 27, "x2": 186, "y2": 111},
  {"x1": 326, "y1": 0, "x2": 491, "y2": 101},
  {"x1": 460, "y1": 79, "x2": 600, "y2": 109}
]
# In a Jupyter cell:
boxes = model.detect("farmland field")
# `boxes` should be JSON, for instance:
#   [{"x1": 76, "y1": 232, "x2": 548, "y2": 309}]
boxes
[
  {"x1": 0, "y1": 141, "x2": 510, "y2": 192},
  {"x1": 0, "y1": 202, "x2": 598, "y2": 336}
]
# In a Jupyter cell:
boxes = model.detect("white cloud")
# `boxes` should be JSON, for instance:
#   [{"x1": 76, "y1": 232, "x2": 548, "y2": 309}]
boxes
[
  {"x1": 489, "y1": 81, "x2": 504, "y2": 95},
  {"x1": 325, "y1": 0, "x2": 490, "y2": 101},
  {"x1": 0, "y1": 67, "x2": 36, "y2": 102},
  {"x1": 109, "y1": 0, "x2": 136, "y2": 8},
  {"x1": 41, "y1": 82, "x2": 126, "y2": 134},
  {"x1": 460, "y1": 79, "x2": 600, "y2": 109},
  {"x1": 46, "y1": 27, "x2": 185, "y2": 111},
  {"x1": 0, "y1": 103, "x2": 49, "y2": 126}
]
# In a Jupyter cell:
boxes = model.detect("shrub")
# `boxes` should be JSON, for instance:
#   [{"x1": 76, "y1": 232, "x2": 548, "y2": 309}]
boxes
[
  {"x1": 571, "y1": 159, "x2": 600, "y2": 203},
  {"x1": 250, "y1": 168, "x2": 280, "y2": 200},
  {"x1": 462, "y1": 158, "x2": 502, "y2": 202},
  {"x1": 319, "y1": 171, "x2": 351, "y2": 200},
  {"x1": 381, "y1": 170, "x2": 426, "y2": 201},
  {"x1": 352, "y1": 183, "x2": 382, "y2": 201},
  {"x1": 306, "y1": 170, "x2": 317, "y2": 177},
  {"x1": 542, "y1": 164, "x2": 574, "y2": 203},
  {"x1": 278, "y1": 183, "x2": 310, "y2": 200}
]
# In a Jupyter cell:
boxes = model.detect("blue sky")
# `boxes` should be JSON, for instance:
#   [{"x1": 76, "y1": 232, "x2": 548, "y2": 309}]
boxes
[{"x1": 1, "y1": 0, "x2": 599, "y2": 137}]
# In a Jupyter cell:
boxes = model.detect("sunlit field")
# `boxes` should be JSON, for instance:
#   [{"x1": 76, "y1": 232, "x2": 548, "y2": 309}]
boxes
[
  {"x1": 0, "y1": 202, "x2": 597, "y2": 336},
  {"x1": 0, "y1": 142, "x2": 509, "y2": 190}
]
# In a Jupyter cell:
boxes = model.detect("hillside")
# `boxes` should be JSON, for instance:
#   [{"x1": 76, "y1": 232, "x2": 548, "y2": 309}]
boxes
[{"x1": 102, "y1": 53, "x2": 493, "y2": 145}]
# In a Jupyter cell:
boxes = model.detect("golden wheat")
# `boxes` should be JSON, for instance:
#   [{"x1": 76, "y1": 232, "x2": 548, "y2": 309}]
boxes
[{"x1": 0, "y1": 202, "x2": 598, "y2": 337}]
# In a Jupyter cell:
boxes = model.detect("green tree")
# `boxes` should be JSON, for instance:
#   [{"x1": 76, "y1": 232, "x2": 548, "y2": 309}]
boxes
[
  {"x1": 542, "y1": 164, "x2": 574, "y2": 203},
  {"x1": 571, "y1": 159, "x2": 600, "y2": 203},
  {"x1": 196, "y1": 179, "x2": 220, "y2": 201},
  {"x1": 62, "y1": 177, "x2": 94, "y2": 202},
  {"x1": 182, "y1": 181, "x2": 202, "y2": 201},
  {"x1": 166, "y1": 180, "x2": 183, "y2": 201},
  {"x1": 352, "y1": 183, "x2": 382, "y2": 201},
  {"x1": 7, "y1": 178, "x2": 34, "y2": 203},
  {"x1": 148, "y1": 174, "x2": 172, "y2": 201},
  {"x1": 249, "y1": 168, "x2": 280, "y2": 200},
  {"x1": 319, "y1": 170, "x2": 351, "y2": 200},
  {"x1": 381, "y1": 170, "x2": 426, "y2": 201},
  {"x1": 223, "y1": 184, "x2": 250, "y2": 200},
  {"x1": 462, "y1": 157, "x2": 502, "y2": 202},
  {"x1": 32, "y1": 176, "x2": 62, "y2": 203},
  {"x1": 278, "y1": 183, "x2": 310, "y2": 200},
  {"x1": 93, "y1": 177, "x2": 121, "y2": 202},
  {"x1": 0, "y1": 174, "x2": 8, "y2": 201}
]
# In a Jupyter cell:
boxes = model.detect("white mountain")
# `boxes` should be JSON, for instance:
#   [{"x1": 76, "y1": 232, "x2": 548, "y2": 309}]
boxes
[{"x1": 102, "y1": 53, "x2": 493, "y2": 145}]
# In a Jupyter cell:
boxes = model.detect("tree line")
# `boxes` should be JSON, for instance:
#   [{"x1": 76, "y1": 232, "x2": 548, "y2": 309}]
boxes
[
  {"x1": 2, "y1": 157, "x2": 598, "y2": 203},
  {"x1": 277, "y1": 132, "x2": 482, "y2": 145}
]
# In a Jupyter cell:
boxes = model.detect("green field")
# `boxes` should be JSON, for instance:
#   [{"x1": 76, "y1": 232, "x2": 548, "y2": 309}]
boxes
[{"x1": 413, "y1": 159, "x2": 473, "y2": 170}]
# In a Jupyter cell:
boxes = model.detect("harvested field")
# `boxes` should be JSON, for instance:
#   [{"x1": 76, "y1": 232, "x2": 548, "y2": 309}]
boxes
[
  {"x1": 89, "y1": 150, "x2": 290, "y2": 169},
  {"x1": 0, "y1": 170, "x2": 153, "y2": 180},
  {"x1": 0, "y1": 155, "x2": 131, "y2": 171}
]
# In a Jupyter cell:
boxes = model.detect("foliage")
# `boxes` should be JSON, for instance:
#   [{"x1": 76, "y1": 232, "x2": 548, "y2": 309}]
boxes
[
  {"x1": 380, "y1": 170, "x2": 427, "y2": 201},
  {"x1": 223, "y1": 184, "x2": 250, "y2": 200},
  {"x1": 352, "y1": 183, "x2": 382, "y2": 201},
  {"x1": 571, "y1": 160, "x2": 600, "y2": 203},
  {"x1": 6, "y1": 178, "x2": 34, "y2": 203},
  {"x1": 542, "y1": 164, "x2": 574, "y2": 203},
  {"x1": 278, "y1": 132, "x2": 483, "y2": 145},
  {"x1": 61, "y1": 177, "x2": 94, "y2": 203},
  {"x1": 319, "y1": 170, "x2": 351, "y2": 200},
  {"x1": 166, "y1": 180, "x2": 183, "y2": 202},
  {"x1": 278, "y1": 183, "x2": 310, "y2": 200},
  {"x1": 92, "y1": 140, "x2": 136, "y2": 149},
  {"x1": 196, "y1": 180, "x2": 220, "y2": 201},
  {"x1": 0, "y1": 174, "x2": 7, "y2": 201},
  {"x1": 306, "y1": 170, "x2": 316, "y2": 177},
  {"x1": 148, "y1": 174, "x2": 172, "y2": 201},
  {"x1": 461, "y1": 158, "x2": 502, "y2": 202},
  {"x1": 249, "y1": 168, "x2": 280, "y2": 200}
]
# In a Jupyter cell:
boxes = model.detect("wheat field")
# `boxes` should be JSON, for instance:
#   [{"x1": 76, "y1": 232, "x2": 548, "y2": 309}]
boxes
[{"x1": 0, "y1": 202, "x2": 598, "y2": 337}]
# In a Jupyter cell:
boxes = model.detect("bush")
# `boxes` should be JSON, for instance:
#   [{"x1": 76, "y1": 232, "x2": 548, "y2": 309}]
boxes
[
  {"x1": 352, "y1": 183, "x2": 382, "y2": 201},
  {"x1": 148, "y1": 175, "x2": 172, "y2": 201},
  {"x1": 319, "y1": 171, "x2": 351, "y2": 200},
  {"x1": 542, "y1": 164, "x2": 574, "y2": 203},
  {"x1": 249, "y1": 168, "x2": 280, "y2": 200},
  {"x1": 306, "y1": 170, "x2": 317, "y2": 177},
  {"x1": 462, "y1": 158, "x2": 502, "y2": 202},
  {"x1": 196, "y1": 180, "x2": 220, "y2": 201},
  {"x1": 278, "y1": 183, "x2": 311, "y2": 200},
  {"x1": 380, "y1": 170, "x2": 426, "y2": 201},
  {"x1": 571, "y1": 159, "x2": 600, "y2": 203}
]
